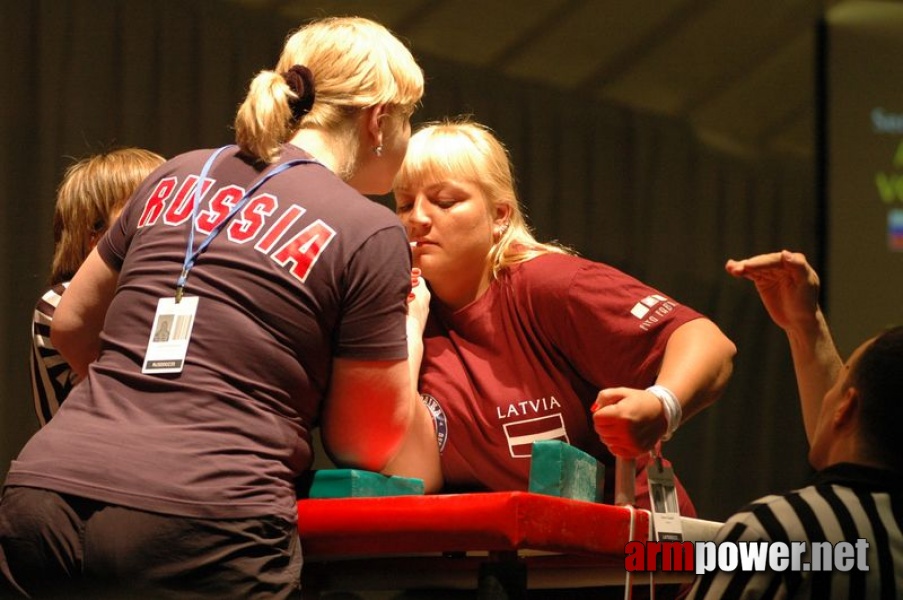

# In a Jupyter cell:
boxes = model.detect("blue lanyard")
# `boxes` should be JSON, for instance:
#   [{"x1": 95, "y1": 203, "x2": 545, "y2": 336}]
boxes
[{"x1": 175, "y1": 145, "x2": 320, "y2": 301}]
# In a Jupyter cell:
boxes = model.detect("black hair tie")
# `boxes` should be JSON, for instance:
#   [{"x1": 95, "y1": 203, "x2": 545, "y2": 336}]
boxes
[{"x1": 282, "y1": 65, "x2": 316, "y2": 121}]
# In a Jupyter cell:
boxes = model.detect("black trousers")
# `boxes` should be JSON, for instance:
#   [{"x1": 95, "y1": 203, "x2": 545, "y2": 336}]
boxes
[{"x1": 0, "y1": 486, "x2": 302, "y2": 599}]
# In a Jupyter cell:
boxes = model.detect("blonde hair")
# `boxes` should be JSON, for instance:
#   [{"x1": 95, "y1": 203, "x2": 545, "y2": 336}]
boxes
[
  {"x1": 50, "y1": 148, "x2": 165, "y2": 285},
  {"x1": 234, "y1": 16, "x2": 424, "y2": 167},
  {"x1": 395, "y1": 119, "x2": 571, "y2": 277}
]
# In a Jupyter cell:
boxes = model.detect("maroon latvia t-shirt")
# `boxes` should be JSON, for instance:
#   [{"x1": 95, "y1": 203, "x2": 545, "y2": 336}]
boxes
[{"x1": 419, "y1": 253, "x2": 702, "y2": 515}]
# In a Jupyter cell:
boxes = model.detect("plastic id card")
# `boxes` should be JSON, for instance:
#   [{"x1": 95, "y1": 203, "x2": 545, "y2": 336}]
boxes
[{"x1": 142, "y1": 296, "x2": 199, "y2": 374}]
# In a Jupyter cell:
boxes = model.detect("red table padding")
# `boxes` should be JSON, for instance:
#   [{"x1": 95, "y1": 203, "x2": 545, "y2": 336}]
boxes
[{"x1": 296, "y1": 491, "x2": 650, "y2": 558}]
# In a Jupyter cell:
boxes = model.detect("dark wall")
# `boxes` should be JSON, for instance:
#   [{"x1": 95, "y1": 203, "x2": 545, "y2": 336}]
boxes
[{"x1": 0, "y1": 0, "x2": 816, "y2": 521}]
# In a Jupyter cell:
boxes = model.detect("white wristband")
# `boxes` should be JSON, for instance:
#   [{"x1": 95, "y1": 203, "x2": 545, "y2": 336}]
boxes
[{"x1": 646, "y1": 385, "x2": 682, "y2": 441}]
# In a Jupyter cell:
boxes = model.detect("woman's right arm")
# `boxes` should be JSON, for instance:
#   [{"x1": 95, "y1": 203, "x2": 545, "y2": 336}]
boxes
[
  {"x1": 373, "y1": 268, "x2": 443, "y2": 487},
  {"x1": 321, "y1": 356, "x2": 442, "y2": 492},
  {"x1": 320, "y1": 268, "x2": 442, "y2": 492}
]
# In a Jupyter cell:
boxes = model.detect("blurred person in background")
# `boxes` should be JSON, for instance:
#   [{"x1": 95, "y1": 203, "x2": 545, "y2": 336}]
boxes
[{"x1": 31, "y1": 148, "x2": 165, "y2": 425}]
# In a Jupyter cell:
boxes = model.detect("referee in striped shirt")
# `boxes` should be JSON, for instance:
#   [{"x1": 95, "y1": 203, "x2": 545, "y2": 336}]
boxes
[{"x1": 689, "y1": 250, "x2": 902, "y2": 599}]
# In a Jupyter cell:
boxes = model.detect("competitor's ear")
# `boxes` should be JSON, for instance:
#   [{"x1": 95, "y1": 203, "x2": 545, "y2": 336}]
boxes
[
  {"x1": 493, "y1": 200, "x2": 512, "y2": 227},
  {"x1": 365, "y1": 104, "x2": 389, "y2": 149}
]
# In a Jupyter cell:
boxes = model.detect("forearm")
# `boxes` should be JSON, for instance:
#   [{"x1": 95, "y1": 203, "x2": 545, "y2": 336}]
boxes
[
  {"x1": 51, "y1": 249, "x2": 118, "y2": 378},
  {"x1": 591, "y1": 319, "x2": 735, "y2": 455},
  {"x1": 655, "y1": 319, "x2": 736, "y2": 424},
  {"x1": 406, "y1": 316, "x2": 424, "y2": 399},
  {"x1": 382, "y1": 314, "x2": 442, "y2": 491},
  {"x1": 52, "y1": 310, "x2": 103, "y2": 378},
  {"x1": 55, "y1": 334, "x2": 102, "y2": 380},
  {"x1": 375, "y1": 275, "x2": 441, "y2": 490},
  {"x1": 380, "y1": 392, "x2": 443, "y2": 492},
  {"x1": 324, "y1": 356, "x2": 442, "y2": 492},
  {"x1": 783, "y1": 308, "x2": 842, "y2": 444}
]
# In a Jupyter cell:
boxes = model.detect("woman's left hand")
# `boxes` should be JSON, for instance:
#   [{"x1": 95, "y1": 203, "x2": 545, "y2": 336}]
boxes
[{"x1": 591, "y1": 388, "x2": 668, "y2": 457}]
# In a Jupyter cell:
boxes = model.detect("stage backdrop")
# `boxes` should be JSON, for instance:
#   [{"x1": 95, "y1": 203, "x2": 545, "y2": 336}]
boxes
[
  {"x1": 821, "y1": 1, "x2": 903, "y2": 356},
  {"x1": 0, "y1": 0, "x2": 819, "y2": 522}
]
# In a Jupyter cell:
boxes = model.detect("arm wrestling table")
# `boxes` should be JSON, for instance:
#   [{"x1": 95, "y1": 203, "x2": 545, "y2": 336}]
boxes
[{"x1": 296, "y1": 491, "x2": 721, "y2": 598}]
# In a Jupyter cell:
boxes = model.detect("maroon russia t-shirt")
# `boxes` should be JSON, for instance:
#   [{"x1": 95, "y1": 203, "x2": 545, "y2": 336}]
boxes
[{"x1": 419, "y1": 253, "x2": 702, "y2": 514}]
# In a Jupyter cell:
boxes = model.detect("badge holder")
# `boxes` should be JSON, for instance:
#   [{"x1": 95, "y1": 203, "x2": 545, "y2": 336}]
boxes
[
  {"x1": 647, "y1": 447, "x2": 684, "y2": 542},
  {"x1": 142, "y1": 296, "x2": 199, "y2": 374}
]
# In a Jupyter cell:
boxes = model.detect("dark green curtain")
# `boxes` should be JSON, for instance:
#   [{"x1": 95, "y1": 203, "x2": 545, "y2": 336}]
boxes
[{"x1": 0, "y1": 0, "x2": 815, "y2": 522}]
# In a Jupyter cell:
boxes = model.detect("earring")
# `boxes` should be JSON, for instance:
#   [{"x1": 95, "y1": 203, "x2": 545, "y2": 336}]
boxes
[{"x1": 373, "y1": 145, "x2": 383, "y2": 157}]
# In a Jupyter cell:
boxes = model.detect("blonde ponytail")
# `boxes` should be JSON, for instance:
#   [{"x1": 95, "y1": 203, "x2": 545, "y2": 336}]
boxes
[{"x1": 234, "y1": 71, "x2": 297, "y2": 164}]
